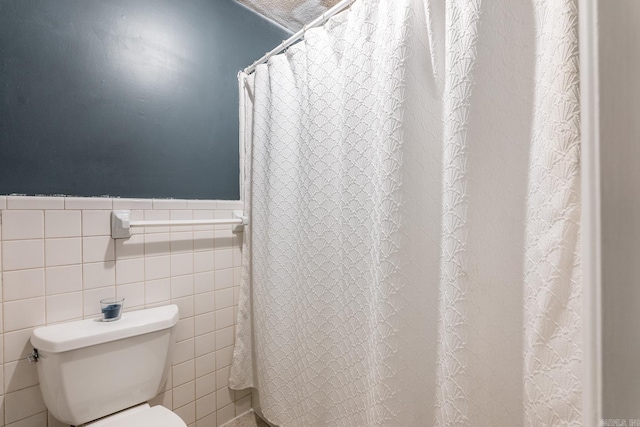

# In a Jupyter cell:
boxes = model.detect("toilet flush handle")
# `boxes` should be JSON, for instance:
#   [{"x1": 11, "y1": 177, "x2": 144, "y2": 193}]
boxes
[{"x1": 27, "y1": 349, "x2": 39, "y2": 364}]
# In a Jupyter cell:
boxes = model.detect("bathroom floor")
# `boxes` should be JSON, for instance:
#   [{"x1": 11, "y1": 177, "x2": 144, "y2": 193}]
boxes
[{"x1": 223, "y1": 411, "x2": 271, "y2": 427}]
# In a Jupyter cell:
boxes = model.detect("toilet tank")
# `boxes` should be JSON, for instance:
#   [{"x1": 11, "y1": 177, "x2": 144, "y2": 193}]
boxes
[{"x1": 30, "y1": 305, "x2": 179, "y2": 426}]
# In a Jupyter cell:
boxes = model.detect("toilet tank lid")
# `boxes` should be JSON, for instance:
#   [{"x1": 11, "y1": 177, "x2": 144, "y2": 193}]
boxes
[{"x1": 31, "y1": 305, "x2": 179, "y2": 353}]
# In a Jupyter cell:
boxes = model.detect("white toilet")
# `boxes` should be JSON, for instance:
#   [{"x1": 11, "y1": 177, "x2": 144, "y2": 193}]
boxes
[{"x1": 30, "y1": 304, "x2": 187, "y2": 426}]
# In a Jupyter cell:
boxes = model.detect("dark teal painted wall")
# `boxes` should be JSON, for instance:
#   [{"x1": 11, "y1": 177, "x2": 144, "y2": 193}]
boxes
[{"x1": 0, "y1": 0, "x2": 289, "y2": 199}]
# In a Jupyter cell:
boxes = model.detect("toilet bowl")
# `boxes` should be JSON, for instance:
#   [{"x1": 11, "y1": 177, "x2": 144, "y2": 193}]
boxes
[{"x1": 30, "y1": 305, "x2": 186, "y2": 426}]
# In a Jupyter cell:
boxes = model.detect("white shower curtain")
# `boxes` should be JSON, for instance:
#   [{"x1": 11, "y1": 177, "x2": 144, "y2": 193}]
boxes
[{"x1": 230, "y1": 0, "x2": 582, "y2": 425}]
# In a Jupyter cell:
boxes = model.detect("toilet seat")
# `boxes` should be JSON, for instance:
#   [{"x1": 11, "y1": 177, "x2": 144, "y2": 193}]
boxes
[{"x1": 86, "y1": 404, "x2": 186, "y2": 427}]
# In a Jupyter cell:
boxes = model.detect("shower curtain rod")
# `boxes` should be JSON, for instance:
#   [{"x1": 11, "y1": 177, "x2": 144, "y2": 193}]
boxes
[{"x1": 243, "y1": 0, "x2": 357, "y2": 75}]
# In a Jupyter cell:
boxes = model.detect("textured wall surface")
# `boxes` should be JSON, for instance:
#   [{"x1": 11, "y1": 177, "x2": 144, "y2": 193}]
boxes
[
  {"x1": 0, "y1": 0, "x2": 288, "y2": 200},
  {"x1": 0, "y1": 196, "x2": 248, "y2": 427},
  {"x1": 237, "y1": 0, "x2": 340, "y2": 31}
]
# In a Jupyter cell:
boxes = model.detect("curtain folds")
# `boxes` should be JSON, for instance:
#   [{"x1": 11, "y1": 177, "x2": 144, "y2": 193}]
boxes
[{"x1": 230, "y1": 0, "x2": 582, "y2": 425}]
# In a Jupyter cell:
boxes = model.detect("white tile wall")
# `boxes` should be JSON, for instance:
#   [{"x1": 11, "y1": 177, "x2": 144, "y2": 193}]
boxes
[{"x1": 0, "y1": 196, "x2": 250, "y2": 427}]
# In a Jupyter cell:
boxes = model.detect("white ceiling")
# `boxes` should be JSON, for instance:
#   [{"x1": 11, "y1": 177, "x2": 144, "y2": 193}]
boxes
[{"x1": 237, "y1": 0, "x2": 341, "y2": 32}]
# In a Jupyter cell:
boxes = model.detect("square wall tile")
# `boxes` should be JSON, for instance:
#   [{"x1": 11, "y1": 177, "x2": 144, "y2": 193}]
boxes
[
  {"x1": 145, "y1": 255, "x2": 170, "y2": 281},
  {"x1": 194, "y1": 312, "x2": 215, "y2": 337},
  {"x1": 173, "y1": 296, "x2": 194, "y2": 319},
  {"x1": 214, "y1": 250, "x2": 233, "y2": 270},
  {"x1": 83, "y1": 236, "x2": 115, "y2": 263},
  {"x1": 115, "y1": 258, "x2": 144, "y2": 285},
  {"x1": 214, "y1": 289, "x2": 233, "y2": 311},
  {"x1": 173, "y1": 380, "x2": 195, "y2": 409},
  {"x1": 174, "y1": 402, "x2": 196, "y2": 425},
  {"x1": 171, "y1": 253, "x2": 194, "y2": 277},
  {"x1": 216, "y1": 403, "x2": 235, "y2": 426},
  {"x1": 144, "y1": 210, "x2": 170, "y2": 233},
  {"x1": 193, "y1": 210, "x2": 215, "y2": 232},
  {"x1": 3, "y1": 269, "x2": 44, "y2": 301},
  {"x1": 3, "y1": 297, "x2": 45, "y2": 332},
  {"x1": 144, "y1": 233, "x2": 171, "y2": 256},
  {"x1": 2, "y1": 211, "x2": 44, "y2": 240},
  {"x1": 45, "y1": 210, "x2": 81, "y2": 238},
  {"x1": 82, "y1": 210, "x2": 112, "y2": 236},
  {"x1": 2, "y1": 240, "x2": 44, "y2": 271},
  {"x1": 195, "y1": 332, "x2": 216, "y2": 357},
  {"x1": 171, "y1": 275, "x2": 194, "y2": 299},
  {"x1": 46, "y1": 292, "x2": 82, "y2": 324},
  {"x1": 145, "y1": 279, "x2": 171, "y2": 304},
  {"x1": 8, "y1": 412, "x2": 48, "y2": 427},
  {"x1": 4, "y1": 329, "x2": 34, "y2": 363},
  {"x1": 193, "y1": 231, "x2": 214, "y2": 252},
  {"x1": 175, "y1": 318, "x2": 195, "y2": 342},
  {"x1": 4, "y1": 385, "x2": 46, "y2": 424},
  {"x1": 216, "y1": 366, "x2": 230, "y2": 391},
  {"x1": 197, "y1": 412, "x2": 216, "y2": 427},
  {"x1": 114, "y1": 233, "x2": 144, "y2": 259},
  {"x1": 214, "y1": 269, "x2": 233, "y2": 290},
  {"x1": 196, "y1": 391, "x2": 216, "y2": 420},
  {"x1": 46, "y1": 264, "x2": 83, "y2": 295},
  {"x1": 195, "y1": 352, "x2": 216, "y2": 378},
  {"x1": 171, "y1": 232, "x2": 194, "y2": 253},
  {"x1": 174, "y1": 339, "x2": 195, "y2": 365},
  {"x1": 215, "y1": 346, "x2": 234, "y2": 370},
  {"x1": 83, "y1": 261, "x2": 116, "y2": 289},
  {"x1": 194, "y1": 272, "x2": 215, "y2": 295},
  {"x1": 4, "y1": 358, "x2": 39, "y2": 393},
  {"x1": 215, "y1": 327, "x2": 234, "y2": 351},
  {"x1": 194, "y1": 292, "x2": 214, "y2": 315},
  {"x1": 173, "y1": 360, "x2": 196, "y2": 389},
  {"x1": 45, "y1": 238, "x2": 82, "y2": 267},
  {"x1": 214, "y1": 230, "x2": 233, "y2": 250},
  {"x1": 195, "y1": 372, "x2": 216, "y2": 399},
  {"x1": 170, "y1": 210, "x2": 193, "y2": 233},
  {"x1": 216, "y1": 386, "x2": 234, "y2": 410},
  {"x1": 116, "y1": 282, "x2": 145, "y2": 309},
  {"x1": 194, "y1": 251, "x2": 214, "y2": 273},
  {"x1": 215, "y1": 308, "x2": 234, "y2": 331}
]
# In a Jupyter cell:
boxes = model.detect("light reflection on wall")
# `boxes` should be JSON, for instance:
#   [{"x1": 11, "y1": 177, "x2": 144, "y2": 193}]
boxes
[{"x1": 108, "y1": 14, "x2": 189, "y2": 92}]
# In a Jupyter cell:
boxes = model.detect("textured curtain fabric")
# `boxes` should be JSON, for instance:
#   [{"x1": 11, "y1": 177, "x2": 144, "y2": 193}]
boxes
[{"x1": 230, "y1": 0, "x2": 582, "y2": 425}]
